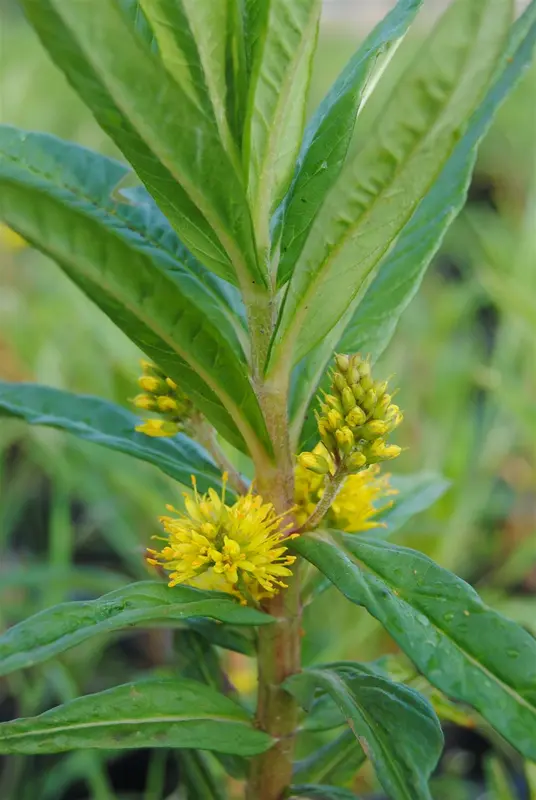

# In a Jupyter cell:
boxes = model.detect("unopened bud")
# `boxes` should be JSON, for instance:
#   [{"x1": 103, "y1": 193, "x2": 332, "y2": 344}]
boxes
[
  {"x1": 352, "y1": 383, "x2": 365, "y2": 402},
  {"x1": 140, "y1": 360, "x2": 166, "y2": 379},
  {"x1": 136, "y1": 419, "x2": 179, "y2": 438},
  {"x1": 335, "y1": 354, "x2": 350, "y2": 373},
  {"x1": 324, "y1": 394, "x2": 344, "y2": 414},
  {"x1": 361, "y1": 420, "x2": 389, "y2": 440},
  {"x1": 335, "y1": 426, "x2": 354, "y2": 455},
  {"x1": 157, "y1": 395, "x2": 179, "y2": 413},
  {"x1": 348, "y1": 364, "x2": 360, "y2": 385},
  {"x1": 341, "y1": 387, "x2": 356, "y2": 414},
  {"x1": 333, "y1": 373, "x2": 347, "y2": 393},
  {"x1": 326, "y1": 409, "x2": 344, "y2": 431},
  {"x1": 133, "y1": 394, "x2": 157, "y2": 411},
  {"x1": 360, "y1": 374, "x2": 374, "y2": 392},
  {"x1": 346, "y1": 406, "x2": 367, "y2": 428},
  {"x1": 318, "y1": 419, "x2": 337, "y2": 451},
  {"x1": 375, "y1": 380, "x2": 388, "y2": 398},
  {"x1": 359, "y1": 359, "x2": 371, "y2": 379},
  {"x1": 298, "y1": 452, "x2": 330, "y2": 475},
  {"x1": 346, "y1": 451, "x2": 367, "y2": 471},
  {"x1": 166, "y1": 377, "x2": 178, "y2": 391},
  {"x1": 366, "y1": 440, "x2": 401, "y2": 462},
  {"x1": 138, "y1": 375, "x2": 167, "y2": 395},
  {"x1": 362, "y1": 389, "x2": 377, "y2": 412}
]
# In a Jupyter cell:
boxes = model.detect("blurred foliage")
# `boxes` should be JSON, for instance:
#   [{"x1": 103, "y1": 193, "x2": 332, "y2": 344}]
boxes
[{"x1": 0, "y1": 7, "x2": 535, "y2": 799}]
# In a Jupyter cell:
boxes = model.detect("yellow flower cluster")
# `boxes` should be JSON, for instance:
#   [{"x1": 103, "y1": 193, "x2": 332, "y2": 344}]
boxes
[
  {"x1": 147, "y1": 476, "x2": 296, "y2": 604},
  {"x1": 133, "y1": 360, "x2": 193, "y2": 437},
  {"x1": 295, "y1": 443, "x2": 396, "y2": 531},
  {"x1": 299, "y1": 353, "x2": 403, "y2": 474}
]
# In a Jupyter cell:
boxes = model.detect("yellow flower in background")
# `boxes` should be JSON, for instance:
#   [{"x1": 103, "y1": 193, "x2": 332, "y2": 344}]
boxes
[
  {"x1": 147, "y1": 475, "x2": 296, "y2": 604},
  {"x1": 0, "y1": 224, "x2": 27, "y2": 251},
  {"x1": 295, "y1": 442, "x2": 396, "y2": 532}
]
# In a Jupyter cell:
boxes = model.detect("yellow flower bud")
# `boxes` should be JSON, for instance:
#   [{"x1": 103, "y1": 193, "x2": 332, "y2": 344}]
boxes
[
  {"x1": 318, "y1": 419, "x2": 337, "y2": 451},
  {"x1": 335, "y1": 426, "x2": 354, "y2": 455},
  {"x1": 324, "y1": 394, "x2": 344, "y2": 414},
  {"x1": 365, "y1": 440, "x2": 401, "y2": 462},
  {"x1": 352, "y1": 383, "x2": 365, "y2": 402},
  {"x1": 132, "y1": 394, "x2": 157, "y2": 411},
  {"x1": 333, "y1": 373, "x2": 347, "y2": 393},
  {"x1": 375, "y1": 380, "x2": 388, "y2": 398},
  {"x1": 362, "y1": 389, "x2": 377, "y2": 412},
  {"x1": 140, "y1": 360, "x2": 166, "y2": 378},
  {"x1": 359, "y1": 359, "x2": 371, "y2": 379},
  {"x1": 136, "y1": 419, "x2": 179, "y2": 437},
  {"x1": 341, "y1": 387, "x2": 356, "y2": 414},
  {"x1": 297, "y1": 452, "x2": 331, "y2": 475},
  {"x1": 346, "y1": 451, "x2": 367, "y2": 472},
  {"x1": 166, "y1": 377, "x2": 178, "y2": 391},
  {"x1": 326, "y1": 409, "x2": 344, "y2": 432},
  {"x1": 157, "y1": 395, "x2": 179, "y2": 413},
  {"x1": 138, "y1": 375, "x2": 167, "y2": 395},
  {"x1": 335, "y1": 354, "x2": 350, "y2": 373},
  {"x1": 361, "y1": 420, "x2": 389, "y2": 440},
  {"x1": 346, "y1": 406, "x2": 367, "y2": 428}
]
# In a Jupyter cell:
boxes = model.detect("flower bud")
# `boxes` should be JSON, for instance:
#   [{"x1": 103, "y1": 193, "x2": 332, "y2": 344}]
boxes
[
  {"x1": 341, "y1": 386, "x2": 356, "y2": 414},
  {"x1": 297, "y1": 452, "x2": 331, "y2": 475},
  {"x1": 136, "y1": 419, "x2": 179, "y2": 437},
  {"x1": 333, "y1": 373, "x2": 347, "y2": 393},
  {"x1": 138, "y1": 375, "x2": 168, "y2": 395},
  {"x1": 335, "y1": 426, "x2": 354, "y2": 455},
  {"x1": 348, "y1": 364, "x2": 360, "y2": 385},
  {"x1": 140, "y1": 360, "x2": 166, "y2": 379},
  {"x1": 133, "y1": 393, "x2": 157, "y2": 411},
  {"x1": 365, "y1": 440, "x2": 401, "y2": 462},
  {"x1": 324, "y1": 394, "x2": 344, "y2": 414},
  {"x1": 157, "y1": 395, "x2": 179, "y2": 413},
  {"x1": 345, "y1": 451, "x2": 367, "y2": 472},
  {"x1": 318, "y1": 419, "x2": 337, "y2": 451},
  {"x1": 361, "y1": 420, "x2": 389, "y2": 440},
  {"x1": 326, "y1": 409, "x2": 344, "y2": 431},
  {"x1": 362, "y1": 389, "x2": 377, "y2": 413},
  {"x1": 352, "y1": 383, "x2": 365, "y2": 402},
  {"x1": 166, "y1": 377, "x2": 178, "y2": 391},
  {"x1": 335, "y1": 354, "x2": 350, "y2": 373},
  {"x1": 345, "y1": 406, "x2": 367, "y2": 428}
]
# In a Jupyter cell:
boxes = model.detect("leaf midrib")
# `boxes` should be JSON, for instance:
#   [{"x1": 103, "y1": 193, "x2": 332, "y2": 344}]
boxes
[{"x1": 0, "y1": 713, "x2": 252, "y2": 740}]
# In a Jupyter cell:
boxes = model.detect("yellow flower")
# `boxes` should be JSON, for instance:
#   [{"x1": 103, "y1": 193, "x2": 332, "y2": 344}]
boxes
[
  {"x1": 147, "y1": 475, "x2": 297, "y2": 604},
  {"x1": 294, "y1": 443, "x2": 396, "y2": 532},
  {"x1": 135, "y1": 419, "x2": 179, "y2": 437}
]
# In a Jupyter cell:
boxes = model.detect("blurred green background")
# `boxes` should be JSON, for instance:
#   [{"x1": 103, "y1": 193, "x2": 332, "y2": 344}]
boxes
[{"x1": 0, "y1": 2, "x2": 535, "y2": 798}]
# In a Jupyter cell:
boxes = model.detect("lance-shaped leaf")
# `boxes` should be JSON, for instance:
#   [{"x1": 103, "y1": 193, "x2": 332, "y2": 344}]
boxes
[
  {"x1": 337, "y1": 0, "x2": 536, "y2": 360},
  {"x1": 0, "y1": 581, "x2": 272, "y2": 678},
  {"x1": 293, "y1": 533, "x2": 536, "y2": 760},
  {"x1": 0, "y1": 127, "x2": 271, "y2": 458},
  {"x1": 292, "y1": 0, "x2": 536, "y2": 447},
  {"x1": 286, "y1": 664, "x2": 442, "y2": 800},
  {"x1": 139, "y1": 0, "x2": 236, "y2": 163},
  {"x1": 243, "y1": 0, "x2": 321, "y2": 254},
  {"x1": 376, "y1": 472, "x2": 451, "y2": 537},
  {"x1": 267, "y1": 0, "x2": 512, "y2": 374},
  {"x1": 21, "y1": 0, "x2": 264, "y2": 288},
  {"x1": 0, "y1": 678, "x2": 273, "y2": 756},
  {"x1": 0, "y1": 382, "x2": 227, "y2": 494},
  {"x1": 277, "y1": 0, "x2": 423, "y2": 286}
]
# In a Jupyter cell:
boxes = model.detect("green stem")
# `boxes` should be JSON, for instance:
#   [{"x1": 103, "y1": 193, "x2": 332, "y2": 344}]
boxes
[
  {"x1": 191, "y1": 416, "x2": 249, "y2": 495},
  {"x1": 299, "y1": 466, "x2": 347, "y2": 532},
  {"x1": 245, "y1": 295, "x2": 301, "y2": 800}
]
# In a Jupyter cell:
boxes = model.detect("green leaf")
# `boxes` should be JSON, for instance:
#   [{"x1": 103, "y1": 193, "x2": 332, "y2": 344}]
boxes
[
  {"x1": 186, "y1": 619, "x2": 256, "y2": 657},
  {"x1": 243, "y1": 0, "x2": 321, "y2": 254},
  {"x1": 292, "y1": 533, "x2": 536, "y2": 759},
  {"x1": 293, "y1": 0, "x2": 536, "y2": 447},
  {"x1": 0, "y1": 678, "x2": 273, "y2": 756},
  {"x1": 0, "y1": 382, "x2": 229, "y2": 494},
  {"x1": 285, "y1": 664, "x2": 442, "y2": 800},
  {"x1": 377, "y1": 472, "x2": 451, "y2": 536},
  {"x1": 0, "y1": 581, "x2": 272, "y2": 678},
  {"x1": 277, "y1": 0, "x2": 423, "y2": 286},
  {"x1": 0, "y1": 128, "x2": 271, "y2": 456},
  {"x1": 21, "y1": 0, "x2": 264, "y2": 289},
  {"x1": 336, "y1": 0, "x2": 536, "y2": 361},
  {"x1": 290, "y1": 786, "x2": 361, "y2": 800},
  {"x1": 140, "y1": 0, "x2": 235, "y2": 162},
  {"x1": 293, "y1": 729, "x2": 365, "y2": 786},
  {"x1": 268, "y1": 0, "x2": 512, "y2": 374}
]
